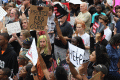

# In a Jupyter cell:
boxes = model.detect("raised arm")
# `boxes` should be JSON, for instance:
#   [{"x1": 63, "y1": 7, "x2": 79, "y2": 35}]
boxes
[{"x1": 54, "y1": 17, "x2": 67, "y2": 45}]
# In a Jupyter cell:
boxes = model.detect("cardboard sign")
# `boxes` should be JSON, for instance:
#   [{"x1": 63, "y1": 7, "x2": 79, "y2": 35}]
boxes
[
  {"x1": 6, "y1": 22, "x2": 21, "y2": 35},
  {"x1": 69, "y1": 42, "x2": 85, "y2": 68},
  {"x1": 28, "y1": 5, "x2": 49, "y2": 30},
  {"x1": 26, "y1": 38, "x2": 38, "y2": 66},
  {"x1": 0, "y1": 6, "x2": 7, "y2": 21},
  {"x1": 89, "y1": 72, "x2": 102, "y2": 80}
]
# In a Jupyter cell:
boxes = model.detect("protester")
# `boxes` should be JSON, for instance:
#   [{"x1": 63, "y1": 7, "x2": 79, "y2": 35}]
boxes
[
  {"x1": 106, "y1": 33, "x2": 120, "y2": 80},
  {"x1": 75, "y1": 2, "x2": 91, "y2": 33},
  {"x1": 0, "y1": 68, "x2": 12, "y2": 80},
  {"x1": 0, "y1": 32, "x2": 18, "y2": 77}
]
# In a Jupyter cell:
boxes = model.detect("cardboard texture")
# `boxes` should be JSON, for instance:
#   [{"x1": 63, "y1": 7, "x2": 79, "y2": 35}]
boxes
[
  {"x1": 28, "y1": 5, "x2": 49, "y2": 30},
  {"x1": 90, "y1": 72, "x2": 102, "y2": 80}
]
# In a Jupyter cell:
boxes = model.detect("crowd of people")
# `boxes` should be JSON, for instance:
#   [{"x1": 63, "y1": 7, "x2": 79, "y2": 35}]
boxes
[{"x1": 0, "y1": 0, "x2": 120, "y2": 80}]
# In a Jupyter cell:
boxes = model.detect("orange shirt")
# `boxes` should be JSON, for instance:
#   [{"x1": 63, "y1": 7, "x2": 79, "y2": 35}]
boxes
[
  {"x1": 1, "y1": 50, "x2": 5, "y2": 55},
  {"x1": 37, "y1": 59, "x2": 44, "y2": 80}
]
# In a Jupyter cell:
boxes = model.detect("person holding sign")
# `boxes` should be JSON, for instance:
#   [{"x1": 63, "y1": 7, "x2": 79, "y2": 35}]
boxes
[
  {"x1": 66, "y1": 44, "x2": 110, "y2": 80},
  {"x1": 73, "y1": 20, "x2": 90, "y2": 63},
  {"x1": 98, "y1": 15, "x2": 112, "y2": 41}
]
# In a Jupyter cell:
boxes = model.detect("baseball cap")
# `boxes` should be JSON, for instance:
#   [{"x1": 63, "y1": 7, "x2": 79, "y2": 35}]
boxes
[
  {"x1": 93, "y1": 64, "x2": 108, "y2": 75},
  {"x1": 23, "y1": 37, "x2": 33, "y2": 45}
]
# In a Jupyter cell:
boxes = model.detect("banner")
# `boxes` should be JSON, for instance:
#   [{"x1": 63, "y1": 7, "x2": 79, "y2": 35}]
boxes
[
  {"x1": 0, "y1": 6, "x2": 7, "y2": 21},
  {"x1": 6, "y1": 22, "x2": 21, "y2": 35},
  {"x1": 69, "y1": 42, "x2": 85, "y2": 67},
  {"x1": 26, "y1": 38, "x2": 38, "y2": 66},
  {"x1": 28, "y1": 5, "x2": 49, "y2": 30}
]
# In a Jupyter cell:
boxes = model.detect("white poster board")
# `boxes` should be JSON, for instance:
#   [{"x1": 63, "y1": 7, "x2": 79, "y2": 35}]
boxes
[
  {"x1": 69, "y1": 0, "x2": 82, "y2": 4},
  {"x1": 6, "y1": 22, "x2": 21, "y2": 35},
  {"x1": 26, "y1": 38, "x2": 38, "y2": 66},
  {"x1": 0, "y1": 6, "x2": 7, "y2": 21},
  {"x1": 69, "y1": 42, "x2": 85, "y2": 67}
]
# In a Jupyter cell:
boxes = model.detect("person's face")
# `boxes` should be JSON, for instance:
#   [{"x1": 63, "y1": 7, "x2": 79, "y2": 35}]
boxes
[
  {"x1": 19, "y1": 66, "x2": 27, "y2": 77},
  {"x1": 71, "y1": 38, "x2": 77, "y2": 46},
  {"x1": 10, "y1": 9, "x2": 16, "y2": 21},
  {"x1": 48, "y1": 9, "x2": 53, "y2": 17},
  {"x1": 60, "y1": 15, "x2": 67, "y2": 22},
  {"x1": 0, "y1": 69, "x2": 5, "y2": 79},
  {"x1": 0, "y1": 35, "x2": 6, "y2": 46},
  {"x1": 99, "y1": 19, "x2": 107, "y2": 26},
  {"x1": 76, "y1": 24, "x2": 84, "y2": 32},
  {"x1": 17, "y1": 55, "x2": 25, "y2": 65},
  {"x1": 96, "y1": 6, "x2": 102, "y2": 13},
  {"x1": 40, "y1": 38, "x2": 46, "y2": 48},
  {"x1": 22, "y1": 20, "x2": 28, "y2": 30},
  {"x1": 7, "y1": 7, "x2": 13, "y2": 16},
  {"x1": 117, "y1": 9, "x2": 120, "y2": 18},
  {"x1": 89, "y1": 51, "x2": 96, "y2": 62},
  {"x1": 80, "y1": 4, "x2": 86, "y2": 12},
  {"x1": 20, "y1": 32, "x2": 26, "y2": 41}
]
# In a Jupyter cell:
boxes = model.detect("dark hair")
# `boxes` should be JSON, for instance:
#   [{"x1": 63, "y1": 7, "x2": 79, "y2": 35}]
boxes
[
  {"x1": 46, "y1": 4, "x2": 54, "y2": 12},
  {"x1": 99, "y1": 15, "x2": 109, "y2": 25},
  {"x1": 115, "y1": 5, "x2": 120, "y2": 10},
  {"x1": 13, "y1": 8, "x2": 20, "y2": 19},
  {"x1": 74, "y1": 36, "x2": 85, "y2": 49},
  {"x1": 95, "y1": 44, "x2": 110, "y2": 69},
  {"x1": 55, "y1": 66, "x2": 68, "y2": 80},
  {"x1": 25, "y1": 64, "x2": 34, "y2": 80},
  {"x1": 0, "y1": 32, "x2": 10, "y2": 41},
  {"x1": 109, "y1": 33, "x2": 120, "y2": 46},
  {"x1": 2, "y1": 68, "x2": 11, "y2": 77}
]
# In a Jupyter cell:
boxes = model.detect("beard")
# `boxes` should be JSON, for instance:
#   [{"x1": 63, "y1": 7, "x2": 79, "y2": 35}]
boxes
[{"x1": 9, "y1": 16, "x2": 15, "y2": 22}]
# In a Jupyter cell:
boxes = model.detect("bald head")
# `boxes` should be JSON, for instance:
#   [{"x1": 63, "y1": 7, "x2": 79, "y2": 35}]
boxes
[{"x1": 80, "y1": 2, "x2": 88, "y2": 12}]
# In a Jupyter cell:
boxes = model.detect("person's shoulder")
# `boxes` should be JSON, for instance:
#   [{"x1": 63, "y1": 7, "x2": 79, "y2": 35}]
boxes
[
  {"x1": 84, "y1": 33, "x2": 90, "y2": 36},
  {"x1": 106, "y1": 44, "x2": 112, "y2": 49},
  {"x1": 86, "y1": 11, "x2": 91, "y2": 15},
  {"x1": 101, "y1": 12, "x2": 106, "y2": 15}
]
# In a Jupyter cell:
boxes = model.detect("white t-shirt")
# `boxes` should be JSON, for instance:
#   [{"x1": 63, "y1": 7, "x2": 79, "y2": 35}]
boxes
[
  {"x1": 104, "y1": 27, "x2": 112, "y2": 41},
  {"x1": 73, "y1": 33, "x2": 90, "y2": 60}
]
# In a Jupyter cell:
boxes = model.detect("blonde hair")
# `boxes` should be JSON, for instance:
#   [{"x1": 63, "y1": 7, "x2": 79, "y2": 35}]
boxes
[
  {"x1": 37, "y1": 35, "x2": 48, "y2": 55},
  {"x1": 21, "y1": 30, "x2": 31, "y2": 38}
]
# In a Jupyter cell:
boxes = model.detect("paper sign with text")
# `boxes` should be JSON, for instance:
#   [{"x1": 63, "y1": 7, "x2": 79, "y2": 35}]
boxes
[
  {"x1": 26, "y1": 38, "x2": 38, "y2": 66},
  {"x1": 69, "y1": 42, "x2": 85, "y2": 67},
  {"x1": 6, "y1": 22, "x2": 21, "y2": 35},
  {"x1": 28, "y1": 5, "x2": 49, "y2": 30},
  {"x1": 0, "y1": 6, "x2": 7, "y2": 21}
]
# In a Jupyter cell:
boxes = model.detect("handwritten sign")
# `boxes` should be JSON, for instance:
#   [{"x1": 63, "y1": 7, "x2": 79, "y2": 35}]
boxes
[
  {"x1": 90, "y1": 72, "x2": 102, "y2": 80},
  {"x1": 0, "y1": 6, "x2": 7, "y2": 21},
  {"x1": 69, "y1": 42, "x2": 85, "y2": 68},
  {"x1": 26, "y1": 38, "x2": 38, "y2": 66},
  {"x1": 6, "y1": 22, "x2": 21, "y2": 35},
  {"x1": 28, "y1": 5, "x2": 49, "y2": 30}
]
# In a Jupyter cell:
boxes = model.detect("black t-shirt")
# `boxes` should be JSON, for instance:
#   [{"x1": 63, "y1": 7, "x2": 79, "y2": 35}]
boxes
[
  {"x1": 20, "y1": 7, "x2": 30, "y2": 18},
  {"x1": 54, "y1": 21, "x2": 73, "y2": 49}
]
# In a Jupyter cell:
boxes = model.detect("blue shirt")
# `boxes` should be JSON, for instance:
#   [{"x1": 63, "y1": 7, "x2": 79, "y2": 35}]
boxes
[
  {"x1": 2, "y1": 0, "x2": 8, "y2": 3},
  {"x1": 106, "y1": 44, "x2": 120, "y2": 71},
  {"x1": 92, "y1": 12, "x2": 106, "y2": 23},
  {"x1": 115, "y1": 19, "x2": 120, "y2": 33}
]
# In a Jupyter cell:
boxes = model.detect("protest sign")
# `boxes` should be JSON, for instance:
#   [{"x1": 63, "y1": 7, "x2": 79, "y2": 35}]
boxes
[
  {"x1": 28, "y1": 5, "x2": 49, "y2": 30},
  {"x1": 6, "y1": 22, "x2": 21, "y2": 35},
  {"x1": 68, "y1": 42, "x2": 85, "y2": 68},
  {"x1": 69, "y1": 0, "x2": 82, "y2": 4},
  {"x1": 0, "y1": 6, "x2": 7, "y2": 21},
  {"x1": 26, "y1": 38, "x2": 38, "y2": 66},
  {"x1": 89, "y1": 72, "x2": 102, "y2": 80},
  {"x1": 90, "y1": 20, "x2": 105, "y2": 37},
  {"x1": 62, "y1": 2, "x2": 70, "y2": 21}
]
